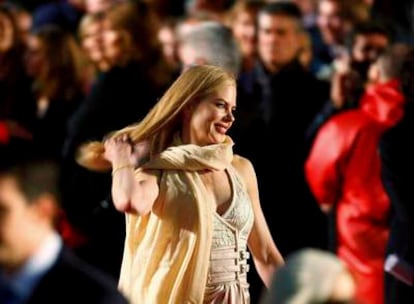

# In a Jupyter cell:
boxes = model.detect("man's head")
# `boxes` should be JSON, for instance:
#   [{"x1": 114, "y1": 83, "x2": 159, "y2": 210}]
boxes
[
  {"x1": 0, "y1": 158, "x2": 60, "y2": 273},
  {"x1": 350, "y1": 21, "x2": 391, "y2": 64},
  {"x1": 317, "y1": 0, "x2": 368, "y2": 46},
  {"x1": 257, "y1": 1, "x2": 304, "y2": 73},
  {"x1": 177, "y1": 20, "x2": 241, "y2": 76},
  {"x1": 349, "y1": 21, "x2": 391, "y2": 80}
]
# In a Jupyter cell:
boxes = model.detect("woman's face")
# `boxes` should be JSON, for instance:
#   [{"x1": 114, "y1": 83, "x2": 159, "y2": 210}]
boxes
[
  {"x1": 81, "y1": 20, "x2": 105, "y2": 65},
  {"x1": 183, "y1": 84, "x2": 236, "y2": 146},
  {"x1": 232, "y1": 11, "x2": 257, "y2": 57},
  {"x1": 158, "y1": 25, "x2": 179, "y2": 67},
  {"x1": 317, "y1": 0, "x2": 345, "y2": 45}
]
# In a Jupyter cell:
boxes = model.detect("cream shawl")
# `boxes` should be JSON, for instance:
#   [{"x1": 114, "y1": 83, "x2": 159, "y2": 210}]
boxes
[{"x1": 118, "y1": 136, "x2": 234, "y2": 304}]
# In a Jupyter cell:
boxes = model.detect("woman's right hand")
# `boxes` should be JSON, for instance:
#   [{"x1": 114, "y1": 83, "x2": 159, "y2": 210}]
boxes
[{"x1": 104, "y1": 136, "x2": 156, "y2": 215}]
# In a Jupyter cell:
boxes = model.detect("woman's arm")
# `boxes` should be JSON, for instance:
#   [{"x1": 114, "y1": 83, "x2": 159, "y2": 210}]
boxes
[
  {"x1": 233, "y1": 155, "x2": 284, "y2": 288},
  {"x1": 104, "y1": 136, "x2": 159, "y2": 215}
]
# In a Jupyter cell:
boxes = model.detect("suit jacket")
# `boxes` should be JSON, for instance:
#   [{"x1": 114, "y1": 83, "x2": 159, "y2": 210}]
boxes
[
  {"x1": 26, "y1": 247, "x2": 128, "y2": 304},
  {"x1": 233, "y1": 59, "x2": 330, "y2": 254}
]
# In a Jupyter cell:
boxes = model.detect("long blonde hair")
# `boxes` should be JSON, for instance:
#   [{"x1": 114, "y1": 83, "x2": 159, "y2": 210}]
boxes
[{"x1": 76, "y1": 65, "x2": 236, "y2": 171}]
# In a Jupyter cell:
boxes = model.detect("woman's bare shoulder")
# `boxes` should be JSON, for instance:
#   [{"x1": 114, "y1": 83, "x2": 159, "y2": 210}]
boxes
[{"x1": 232, "y1": 154, "x2": 255, "y2": 177}]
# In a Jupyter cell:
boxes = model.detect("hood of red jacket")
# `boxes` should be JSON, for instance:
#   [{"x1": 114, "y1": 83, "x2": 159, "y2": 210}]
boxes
[{"x1": 360, "y1": 79, "x2": 405, "y2": 127}]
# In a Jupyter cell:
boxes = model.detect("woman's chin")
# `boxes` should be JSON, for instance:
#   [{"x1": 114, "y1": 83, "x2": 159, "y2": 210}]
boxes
[{"x1": 211, "y1": 134, "x2": 226, "y2": 144}]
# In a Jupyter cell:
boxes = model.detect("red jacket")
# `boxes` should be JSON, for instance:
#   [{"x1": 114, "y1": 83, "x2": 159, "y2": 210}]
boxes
[
  {"x1": 305, "y1": 79, "x2": 404, "y2": 304},
  {"x1": 0, "y1": 121, "x2": 9, "y2": 144}
]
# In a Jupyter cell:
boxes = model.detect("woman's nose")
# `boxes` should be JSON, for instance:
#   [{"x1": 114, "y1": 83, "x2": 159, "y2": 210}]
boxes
[{"x1": 225, "y1": 111, "x2": 235, "y2": 122}]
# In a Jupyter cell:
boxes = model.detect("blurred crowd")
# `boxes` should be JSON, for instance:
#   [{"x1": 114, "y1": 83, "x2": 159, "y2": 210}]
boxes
[{"x1": 1, "y1": 0, "x2": 414, "y2": 303}]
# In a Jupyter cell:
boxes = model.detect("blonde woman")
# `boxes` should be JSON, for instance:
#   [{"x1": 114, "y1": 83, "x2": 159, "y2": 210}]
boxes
[{"x1": 77, "y1": 65, "x2": 284, "y2": 304}]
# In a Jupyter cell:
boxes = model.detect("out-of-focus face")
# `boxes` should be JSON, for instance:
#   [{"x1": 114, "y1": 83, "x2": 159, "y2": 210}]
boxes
[
  {"x1": 351, "y1": 33, "x2": 389, "y2": 80},
  {"x1": 257, "y1": 13, "x2": 302, "y2": 72},
  {"x1": 0, "y1": 12, "x2": 15, "y2": 53},
  {"x1": 81, "y1": 20, "x2": 105, "y2": 66},
  {"x1": 183, "y1": 85, "x2": 236, "y2": 146},
  {"x1": 101, "y1": 20, "x2": 124, "y2": 65},
  {"x1": 24, "y1": 35, "x2": 46, "y2": 77},
  {"x1": 158, "y1": 26, "x2": 179, "y2": 68},
  {"x1": 15, "y1": 10, "x2": 32, "y2": 45},
  {"x1": 352, "y1": 33, "x2": 389, "y2": 64},
  {"x1": 232, "y1": 11, "x2": 257, "y2": 58},
  {"x1": 0, "y1": 176, "x2": 39, "y2": 272},
  {"x1": 317, "y1": 0, "x2": 345, "y2": 45}
]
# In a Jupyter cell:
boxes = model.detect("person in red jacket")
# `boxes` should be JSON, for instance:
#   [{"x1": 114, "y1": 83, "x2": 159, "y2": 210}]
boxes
[{"x1": 305, "y1": 43, "x2": 411, "y2": 304}]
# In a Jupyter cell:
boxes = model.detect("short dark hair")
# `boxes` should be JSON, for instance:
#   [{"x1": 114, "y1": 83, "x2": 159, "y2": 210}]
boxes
[
  {"x1": 258, "y1": 1, "x2": 303, "y2": 32},
  {"x1": 350, "y1": 20, "x2": 393, "y2": 45},
  {"x1": 259, "y1": 1, "x2": 302, "y2": 20},
  {"x1": 0, "y1": 157, "x2": 61, "y2": 204}
]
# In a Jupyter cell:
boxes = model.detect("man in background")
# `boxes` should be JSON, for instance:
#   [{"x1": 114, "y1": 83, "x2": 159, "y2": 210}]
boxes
[{"x1": 0, "y1": 157, "x2": 128, "y2": 304}]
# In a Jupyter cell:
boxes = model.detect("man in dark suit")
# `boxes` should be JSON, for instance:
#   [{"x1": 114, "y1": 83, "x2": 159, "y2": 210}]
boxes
[
  {"x1": 231, "y1": 3, "x2": 330, "y2": 302},
  {"x1": 0, "y1": 157, "x2": 129, "y2": 304},
  {"x1": 379, "y1": 48, "x2": 414, "y2": 304},
  {"x1": 234, "y1": 0, "x2": 330, "y2": 259}
]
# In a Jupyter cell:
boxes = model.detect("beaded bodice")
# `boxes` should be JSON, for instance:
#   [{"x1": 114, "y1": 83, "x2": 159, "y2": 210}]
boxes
[{"x1": 211, "y1": 167, "x2": 254, "y2": 250}]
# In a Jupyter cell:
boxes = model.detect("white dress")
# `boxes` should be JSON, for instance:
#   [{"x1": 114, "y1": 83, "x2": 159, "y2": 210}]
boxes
[{"x1": 204, "y1": 166, "x2": 254, "y2": 304}]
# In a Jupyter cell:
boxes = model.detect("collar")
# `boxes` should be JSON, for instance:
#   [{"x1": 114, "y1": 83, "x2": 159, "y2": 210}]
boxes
[{"x1": 2, "y1": 232, "x2": 62, "y2": 301}]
